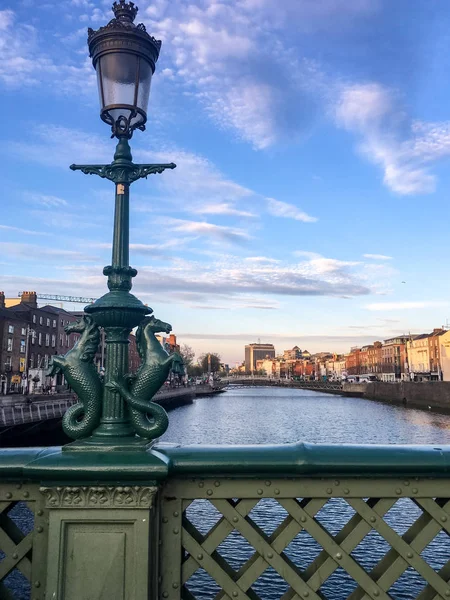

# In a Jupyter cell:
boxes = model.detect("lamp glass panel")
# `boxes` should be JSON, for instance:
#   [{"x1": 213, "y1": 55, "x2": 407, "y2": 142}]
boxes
[
  {"x1": 99, "y1": 52, "x2": 139, "y2": 115},
  {"x1": 136, "y1": 58, "x2": 152, "y2": 117}
]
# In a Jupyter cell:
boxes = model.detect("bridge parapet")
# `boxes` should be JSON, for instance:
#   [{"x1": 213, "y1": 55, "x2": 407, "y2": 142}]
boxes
[{"x1": 0, "y1": 443, "x2": 449, "y2": 599}]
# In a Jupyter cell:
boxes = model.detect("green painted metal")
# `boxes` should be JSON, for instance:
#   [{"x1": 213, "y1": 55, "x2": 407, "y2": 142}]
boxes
[
  {"x1": 2, "y1": 444, "x2": 450, "y2": 481},
  {"x1": 50, "y1": 135, "x2": 177, "y2": 449},
  {"x1": 159, "y1": 476, "x2": 450, "y2": 600},
  {"x1": 1, "y1": 450, "x2": 450, "y2": 598},
  {"x1": 154, "y1": 442, "x2": 450, "y2": 477},
  {"x1": 105, "y1": 317, "x2": 174, "y2": 439},
  {"x1": 48, "y1": 315, "x2": 103, "y2": 438},
  {"x1": 44, "y1": 487, "x2": 158, "y2": 600},
  {"x1": 0, "y1": 481, "x2": 48, "y2": 600}
]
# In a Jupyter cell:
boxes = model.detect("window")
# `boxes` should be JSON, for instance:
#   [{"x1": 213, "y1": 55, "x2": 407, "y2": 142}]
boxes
[
  {"x1": 32, "y1": 314, "x2": 36, "y2": 324},
  {"x1": 32, "y1": 333, "x2": 35, "y2": 345},
  {"x1": 65, "y1": 335, "x2": 69, "y2": 347},
  {"x1": 51, "y1": 334, "x2": 56, "y2": 348},
  {"x1": 39, "y1": 316, "x2": 43, "y2": 325},
  {"x1": 7, "y1": 338, "x2": 13, "y2": 352},
  {"x1": 60, "y1": 320, "x2": 64, "y2": 326},
  {"x1": 21, "y1": 327, "x2": 26, "y2": 335},
  {"x1": 46, "y1": 318, "x2": 50, "y2": 327},
  {"x1": 20, "y1": 340, "x2": 26, "y2": 354},
  {"x1": 5, "y1": 356, "x2": 11, "y2": 367},
  {"x1": 30, "y1": 353, "x2": 34, "y2": 368},
  {"x1": 37, "y1": 354, "x2": 41, "y2": 367},
  {"x1": 59, "y1": 334, "x2": 63, "y2": 346},
  {"x1": 38, "y1": 333, "x2": 42, "y2": 345},
  {"x1": 44, "y1": 355, "x2": 49, "y2": 368},
  {"x1": 52, "y1": 320, "x2": 56, "y2": 328},
  {"x1": 8, "y1": 325, "x2": 14, "y2": 334},
  {"x1": 45, "y1": 334, "x2": 50, "y2": 347}
]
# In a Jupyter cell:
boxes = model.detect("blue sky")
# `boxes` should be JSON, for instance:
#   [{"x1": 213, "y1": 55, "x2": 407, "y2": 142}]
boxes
[{"x1": 1, "y1": 0, "x2": 450, "y2": 365}]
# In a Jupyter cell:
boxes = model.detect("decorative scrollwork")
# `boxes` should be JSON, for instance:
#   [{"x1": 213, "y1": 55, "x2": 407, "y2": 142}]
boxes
[
  {"x1": 128, "y1": 163, "x2": 177, "y2": 183},
  {"x1": 70, "y1": 162, "x2": 176, "y2": 184},
  {"x1": 41, "y1": 485, "x2": 157, "y2": 508},
  {"x1": 69, "y1": 164, "x2": 116, "y2": 180}
]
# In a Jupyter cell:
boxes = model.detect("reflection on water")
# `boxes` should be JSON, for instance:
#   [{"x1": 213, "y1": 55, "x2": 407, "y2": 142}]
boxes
[
  {"x1": 162, "y1": 386, "x2": 450, "y2": 446},
  {"x1": 162, "y1": 387, "x2": 450, "y2": 599}
]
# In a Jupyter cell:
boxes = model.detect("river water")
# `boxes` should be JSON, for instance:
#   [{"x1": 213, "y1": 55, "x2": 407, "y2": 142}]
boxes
[
  {"x1": 6, "y1": 386, "x2": 450, "y2": 599},
  {"x1": 160, "y1": 386, "x2": 450, "y2": 599}
]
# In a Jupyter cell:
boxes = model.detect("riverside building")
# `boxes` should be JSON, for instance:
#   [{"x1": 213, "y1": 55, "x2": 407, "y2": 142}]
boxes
[{"x1": 244, "y1": 343, "x2": 275, "y2": 374}]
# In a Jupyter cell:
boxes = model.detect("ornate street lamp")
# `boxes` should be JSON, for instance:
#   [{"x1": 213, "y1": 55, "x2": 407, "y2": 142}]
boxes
[
  {"x1": 52, "y1": 1, "x2": 177, "y2": 450},
  {"x1": 88, "y1": 0, "x2": 160, "y2": 139}
]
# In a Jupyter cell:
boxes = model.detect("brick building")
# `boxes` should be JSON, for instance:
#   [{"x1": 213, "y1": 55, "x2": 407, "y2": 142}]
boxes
[
  {"x1": 367, "y1": 342, "x2": 383, "y2": 376},
  {"x1": 0, "y1": 294, "x2": 29, "y2": 392},
  {"x1": 345, "y1": 348, "x2": 361, "y2": 376}
]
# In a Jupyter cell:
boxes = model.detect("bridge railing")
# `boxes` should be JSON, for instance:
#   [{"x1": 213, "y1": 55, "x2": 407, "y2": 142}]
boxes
[
  {"x1": 0, "y1": 399, "x2": 76, "y2": 427},
  {"x1": 0, "y1": 443, "x2": 449, "y2": 599}
]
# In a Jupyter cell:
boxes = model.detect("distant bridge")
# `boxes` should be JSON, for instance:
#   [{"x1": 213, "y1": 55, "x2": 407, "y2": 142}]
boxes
[{"x1": 223, "y1": 377, "x2": 344, "y2": 393}]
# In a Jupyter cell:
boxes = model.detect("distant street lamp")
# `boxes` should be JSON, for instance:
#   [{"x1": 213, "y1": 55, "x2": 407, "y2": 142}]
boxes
[{"x1": 57, "y1": 0, "x2": 177, "y2": 449}]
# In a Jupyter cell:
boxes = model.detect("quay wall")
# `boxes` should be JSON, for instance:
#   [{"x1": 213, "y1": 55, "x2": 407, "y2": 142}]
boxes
[{"x1": 343, "y1": 381, "x2": 450, "y2": 413}]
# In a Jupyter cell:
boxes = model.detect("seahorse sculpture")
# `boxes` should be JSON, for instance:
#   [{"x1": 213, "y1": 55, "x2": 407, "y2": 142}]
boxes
[
  {"x1": 48, "y1": 315, "x2": 102, "y2": 439},
  {"x1": 106, "y1": 316, "x2": 173, "y2": 439}
]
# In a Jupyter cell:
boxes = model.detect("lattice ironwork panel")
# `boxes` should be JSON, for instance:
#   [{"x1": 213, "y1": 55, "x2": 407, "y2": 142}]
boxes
[
  {"x1": 159, "y1": 478, "x2": 450, "y2": 600},
  {"x1": 0, "y1": 482, "x2": 48, "y2": 600}
]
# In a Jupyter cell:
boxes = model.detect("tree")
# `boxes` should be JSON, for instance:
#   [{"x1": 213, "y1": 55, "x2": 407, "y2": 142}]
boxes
[
  {"x1": 199, "y1": 352, "x2": 221, "y2": 374},
  {"x1": 189, "y1": 364, "x2": 203, "y2": 377},
  {"x1": 180, "y1": 344, "x2": 195, "y2": 369}
]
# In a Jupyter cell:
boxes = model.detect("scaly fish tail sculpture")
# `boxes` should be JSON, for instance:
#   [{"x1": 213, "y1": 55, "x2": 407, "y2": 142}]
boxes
[
  {"x1": 48, "y1": 315, "x2": 102, "y2": 439},
  {"x1": 106, "y1": 315, "x2": 172, "y2": 439}
]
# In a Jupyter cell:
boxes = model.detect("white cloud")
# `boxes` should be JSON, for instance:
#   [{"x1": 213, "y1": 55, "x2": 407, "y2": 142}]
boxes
[
  {"x1": 0, "y1": 10, "x2": 14, "y2": 30},
  {"x1": 161, "y1": 218, "x2": 252, "y2": 244},
  {"x1": 136, "y1": 146, "x2": 253, "y2": 208},
  {"x1": 266, "y1": 198, "x2": 317, "y2": 223},
  {"x1": 147, "y1": 1, "x2": 318, "y2": 149},
  {"x1": 10, "y1": 125, "x2": 111, "y2": 168},
  {"x1": 334, "y1": 82, "x2": 450, "y2": 195},
  {"x1": 26, "y1": 193, "x2": 68, "y2": 208},
  {"x1": 191, "y1": 202, "x2": 256, "y2": 218},
  {"x1": 0, "y1": 224, "x2": 49, "y2": 236},
  {"x1": 245, "y1": 256, "x2": 280, "y2": 264},
  {"x1": 363, "y1": 254, "x2": 392, "y2": 260},
  {"x1": 366, "y1": 301, "x2": 448, "y2": 311},
  {"x1": 0, "y1": 242, "x2": 95, "y2": 262},
  {"x1": 0, "y1": 248, "x2": 387, "y2": 320},
  {"x1": 0, "y1": 10, "x2": 95, "y2": 93}
]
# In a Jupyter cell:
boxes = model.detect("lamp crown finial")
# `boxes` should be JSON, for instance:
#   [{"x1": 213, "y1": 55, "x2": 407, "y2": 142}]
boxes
[{"x1": 112, "y1": 0, "x2": 138, "y2": 22}]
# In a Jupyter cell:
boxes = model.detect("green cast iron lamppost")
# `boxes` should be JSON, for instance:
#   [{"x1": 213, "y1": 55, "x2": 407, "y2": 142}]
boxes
[{"x1": 51, "y1": 0, "x2": 176, "y2": 450}]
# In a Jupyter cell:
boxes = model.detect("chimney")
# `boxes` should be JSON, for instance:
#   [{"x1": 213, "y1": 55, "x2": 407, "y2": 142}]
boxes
[
  {"x1": 0, "y1": 292, "x2": 4, "y2": 309},
  {"x1": 21, "y1": 291, "x2": 38, "y2": 308}
]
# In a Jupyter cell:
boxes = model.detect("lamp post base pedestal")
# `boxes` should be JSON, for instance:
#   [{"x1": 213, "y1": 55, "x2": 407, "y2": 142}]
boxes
[{"x1": 63, "y1": 436, "x2": 152, "y2": 452}]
